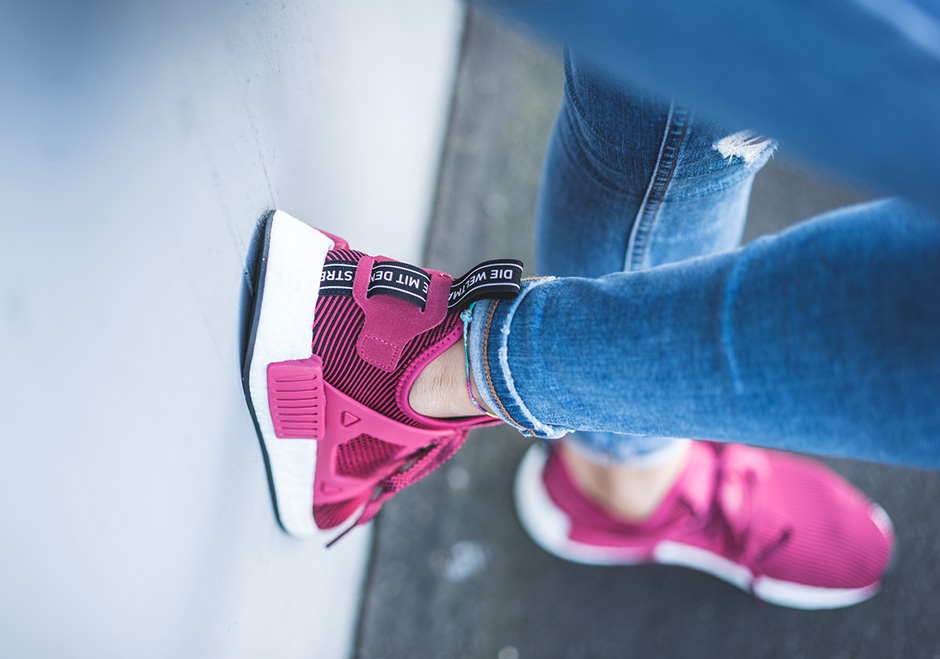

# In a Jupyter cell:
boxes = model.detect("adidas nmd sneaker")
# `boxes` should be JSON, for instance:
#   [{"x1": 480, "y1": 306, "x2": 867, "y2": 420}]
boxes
[
  {"x1": 242, "y1": 211, "x2": 522, "y2": 538},
  {"x1": 515, "y1": 441, "x2": 895, "y2": 609}
]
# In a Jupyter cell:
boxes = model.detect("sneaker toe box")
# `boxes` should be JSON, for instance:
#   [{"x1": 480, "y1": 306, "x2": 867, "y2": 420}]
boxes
[{"x1": 758, "y1": 453, "x2": 894, "y2": 592}]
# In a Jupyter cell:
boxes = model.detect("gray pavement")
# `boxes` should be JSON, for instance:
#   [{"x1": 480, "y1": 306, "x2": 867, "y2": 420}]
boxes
[{"x1": 355, "y1": 11, "x2": 940, "y2": 659}]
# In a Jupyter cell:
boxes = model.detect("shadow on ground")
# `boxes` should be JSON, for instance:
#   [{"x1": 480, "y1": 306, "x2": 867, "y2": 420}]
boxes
[{"x1": 356, "y1": 11, "x2": 940, "y2": 659}]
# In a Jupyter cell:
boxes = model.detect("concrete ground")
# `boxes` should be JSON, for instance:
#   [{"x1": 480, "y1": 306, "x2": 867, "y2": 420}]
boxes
[{"x1": 355, "y1": 11, "x2": 940, "y2": 659}]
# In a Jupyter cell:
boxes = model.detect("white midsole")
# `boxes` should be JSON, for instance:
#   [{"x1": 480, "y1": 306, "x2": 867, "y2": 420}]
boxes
[
  {"x1": 248, "y1": 211, "x2": 333, "y2": 537},
  {"x1": 513, "y1": 443, "x2": 883, "y2": 610}
]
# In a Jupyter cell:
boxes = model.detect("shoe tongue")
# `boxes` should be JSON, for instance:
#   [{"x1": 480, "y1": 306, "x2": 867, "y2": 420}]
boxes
[
  {"x1": 669, "y1": 442, "x2": 717, "y2": 519},
  {"x1": 715, "y1": 444, "x2": 774, "y2": 538},
  {"x1": 603, "y1": 443, "x2": 718, "y2": 531},
  {"x1": 670, "y1": 443, "x2": 770, "y2": 522}
]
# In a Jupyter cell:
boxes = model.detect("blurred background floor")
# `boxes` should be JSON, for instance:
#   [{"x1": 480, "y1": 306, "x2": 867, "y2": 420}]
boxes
[{"x1": 354, "y1": 10, "x2": 940, "y2": 659}]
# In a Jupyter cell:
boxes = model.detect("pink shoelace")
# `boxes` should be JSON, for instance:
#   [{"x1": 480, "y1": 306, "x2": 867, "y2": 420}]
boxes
[{"x1": 701, "y1": 445, "x2": 793, "y2": 584}]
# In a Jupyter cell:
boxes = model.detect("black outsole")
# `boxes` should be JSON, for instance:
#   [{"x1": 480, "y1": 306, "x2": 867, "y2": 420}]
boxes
[{"x1": 239, "y1": 210, "x2": 291, "y2": 535}]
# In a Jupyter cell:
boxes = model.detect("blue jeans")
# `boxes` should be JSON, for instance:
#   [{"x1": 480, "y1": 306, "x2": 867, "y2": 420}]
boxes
[
  {"x1": 476, "y1": 0, "x2": 940, "y2": 222},
  {"x1": 466, "y1": 45, "x2": 940, "y2": 469}
]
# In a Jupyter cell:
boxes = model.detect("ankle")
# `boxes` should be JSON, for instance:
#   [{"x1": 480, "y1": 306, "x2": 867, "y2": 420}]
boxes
[
  {"x1": 410, "y1": 341, "x2": 493, "y2": 418},
  {"x1": 560, "y1": 441, "x2": 690, "y2": 522}
]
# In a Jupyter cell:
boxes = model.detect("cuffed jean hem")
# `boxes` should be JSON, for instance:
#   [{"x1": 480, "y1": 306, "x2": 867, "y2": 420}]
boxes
[
  {"x1": 467, "y1": 278, "x2": 568, "y2": 439},
  {"x1": 468, "y1": 281, "x2": 691, "y2": 466},
  {"x1": 467, "y1": 286, "x2": 689, "y2": 469}
]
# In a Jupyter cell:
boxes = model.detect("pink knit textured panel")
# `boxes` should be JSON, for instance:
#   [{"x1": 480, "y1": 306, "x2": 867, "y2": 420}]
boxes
[{"x1": 336, "y1": 434, "x2": 401, "y2": 478}]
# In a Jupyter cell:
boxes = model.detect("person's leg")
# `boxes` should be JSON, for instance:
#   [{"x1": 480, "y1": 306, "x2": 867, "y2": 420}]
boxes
[
  {"x1": 476, "y1": 0, "x2": 940, "y2": 219},
  {"x1": 449, "y1": 74, "x2": 913, "y2": 603},
  {"x1": 535, "y1": 51, "x2": 774, "y2": 518},
  {"x1": 466, "y1": 197, "x2": 940, "y2": 468},
  {"x1": 418, "y1": 53, "x2": 900, "y2": 609}
]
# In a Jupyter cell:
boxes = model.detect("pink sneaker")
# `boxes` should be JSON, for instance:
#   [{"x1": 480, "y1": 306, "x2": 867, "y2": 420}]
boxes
[
  {"x1": 514, "y1": 441, "x2": 895, "y2": 609},
  {"x1": 242, "y1": 211, "x2": 522, "y2": 537}
]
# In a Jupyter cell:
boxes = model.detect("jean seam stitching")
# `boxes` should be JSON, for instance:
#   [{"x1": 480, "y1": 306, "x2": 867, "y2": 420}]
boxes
[
  {"x1": 484, "y1": 279, "x2": 562, "y2": 436},
  {"x1": 498, "y1": 278, "x2": 559, "y2": 436},
  {"x1": 481, "y1": 298, "x2": 534, "y2": 433},
  {"x1": 624, "y1": 102, "x2": 691, "y2": 271}
]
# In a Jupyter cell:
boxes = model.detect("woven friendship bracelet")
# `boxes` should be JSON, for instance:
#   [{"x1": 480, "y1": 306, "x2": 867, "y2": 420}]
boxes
[{"x1": 460, "y1": 302, "x2": 499, "y2": 418}]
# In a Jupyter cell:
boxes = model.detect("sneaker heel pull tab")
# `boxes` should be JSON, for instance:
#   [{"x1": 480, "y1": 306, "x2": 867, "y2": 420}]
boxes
[
  {"x1": 446, "y1": 259, "x2": 524, "y2": 311},
  {"x1": 267, "y1": 356, "x2": 325, "y2": 440}
]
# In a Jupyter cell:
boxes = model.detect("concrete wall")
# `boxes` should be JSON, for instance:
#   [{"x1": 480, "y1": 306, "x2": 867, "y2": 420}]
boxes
[{"x1": 0, "y1": 1, "x2": 463, "y2": 657}]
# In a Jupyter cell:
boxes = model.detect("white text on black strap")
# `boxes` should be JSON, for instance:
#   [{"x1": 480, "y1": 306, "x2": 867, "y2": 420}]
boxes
[
  {"x1": 319, "y1": 258, "x2": 524, "y2": 310},
  {"x1": 446, "y1": 259, "x2": 523, "y2": 309}
]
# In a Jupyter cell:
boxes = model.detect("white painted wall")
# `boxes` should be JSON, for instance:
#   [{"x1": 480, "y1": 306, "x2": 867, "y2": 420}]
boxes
[{"x1": 0, "y1": 1, "x2": 463, "y2": 657}]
